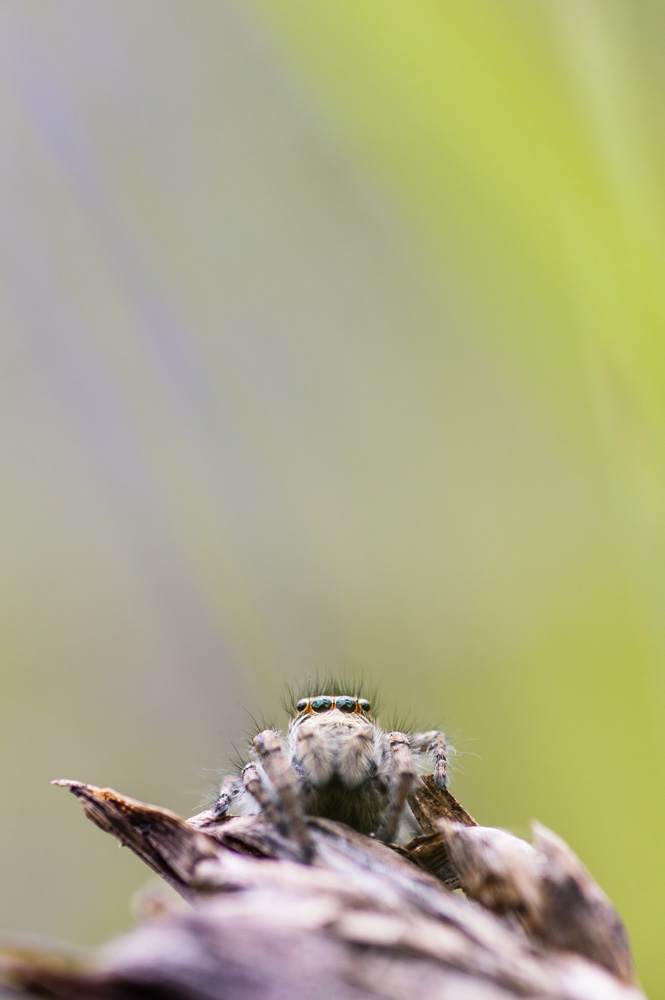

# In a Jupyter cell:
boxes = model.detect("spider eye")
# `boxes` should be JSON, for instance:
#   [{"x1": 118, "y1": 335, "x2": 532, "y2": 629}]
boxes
[
  {"x1": 311, "y1": 696, "x2": 333, "y2": 712},
  {"x1": 336, "y1": 696, "x2": 355, "y2": 713},
  {"x1": 358, "y1": 698, "x2": 371, "y2": 712},
  {"x1": 295, "y1": 698, "x2": 308, "y2": 712}
]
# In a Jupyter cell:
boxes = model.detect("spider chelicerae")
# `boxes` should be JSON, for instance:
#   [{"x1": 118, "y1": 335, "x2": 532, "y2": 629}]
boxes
[{"x1": 213, "y1": 688, "x2": 447, "y2": 860}]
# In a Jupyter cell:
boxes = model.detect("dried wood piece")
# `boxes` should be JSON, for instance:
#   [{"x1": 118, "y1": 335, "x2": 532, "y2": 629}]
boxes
[
  {"x1": 52, "y1": 779, "x2": 222, "y2": 899},
  {"x1": 408, "y1": 773, "x2": 477, "y2": 834},
  {"x1": 394, "y1": 831, "x2": 461, "y2": 888},
  {"x1": 439, "y1": 820, "x2": 635, "y2": 985},
  {"x1": 0, "y1": 780, "x2": 643, "y2": 1000}
]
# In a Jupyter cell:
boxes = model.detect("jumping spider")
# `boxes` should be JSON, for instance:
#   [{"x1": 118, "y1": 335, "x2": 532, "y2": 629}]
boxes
[{"x1": 214, "y1": 691, "x2": 447, "y2": 860}]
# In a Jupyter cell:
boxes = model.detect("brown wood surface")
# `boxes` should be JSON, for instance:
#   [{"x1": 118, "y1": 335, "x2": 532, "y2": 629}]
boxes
[{"x1": 0, "y1": 777, "x2": 643, "y2": 1000}]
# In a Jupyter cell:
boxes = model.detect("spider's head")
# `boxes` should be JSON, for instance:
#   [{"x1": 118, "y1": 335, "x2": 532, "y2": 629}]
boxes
[{"x1": 289, "y1": 694, "x2": 373, "y2": 728}]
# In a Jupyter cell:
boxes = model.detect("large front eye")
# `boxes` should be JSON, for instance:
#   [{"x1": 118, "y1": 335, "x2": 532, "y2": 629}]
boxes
[
  {"x1": 311, "y1": 696, "x2": 332, "y2": 712},
  {"x1": 296, "y1": 698, "x2": 308, "y2": 712},
  {"x1": 358, "y1": 698, "x2": 371, "y2": 713},
  {"x1": 336, "y1": 696, "x2": 355, "y2": 713}
]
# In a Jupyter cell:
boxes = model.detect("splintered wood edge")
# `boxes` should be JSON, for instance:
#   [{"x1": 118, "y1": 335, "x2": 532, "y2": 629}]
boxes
[
  {"x1": 52, "y1": 778, "x2": 481, "y2": 897},
  {"x1": 52, "y1": 780, "x2": 185, "y2": 821},
  {"x1": 52, "y1": 780, "x2": 220, "y2": 896},
  {"x1": 52, "y1": 780, "x2": 464, "y2": 896},
  {"x1": 408, "y1": 775, "x2": 477, "y2": 835}
]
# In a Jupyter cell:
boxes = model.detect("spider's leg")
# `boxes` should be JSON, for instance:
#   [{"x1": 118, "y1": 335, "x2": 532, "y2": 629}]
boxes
[
  {"x1": 241, "y1": 761, "x2": 276, "y2": 816},
  {"x1": 251, "y1": 729, "x2": 313, "y2": 861},
  {"x1": 411, "y1": 729, "x2": 447, "y2": 789},
  {"x1": 213, "y1": 774, "x2": 240, "y2": 818},
  {"x1": 378, "y1": 732, "x2": 417, "y2": 843}
]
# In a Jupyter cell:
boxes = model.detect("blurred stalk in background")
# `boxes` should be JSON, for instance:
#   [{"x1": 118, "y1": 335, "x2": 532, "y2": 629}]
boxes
[{"x1": 1, "y1": 1, "x2": 663, "y2": 995}]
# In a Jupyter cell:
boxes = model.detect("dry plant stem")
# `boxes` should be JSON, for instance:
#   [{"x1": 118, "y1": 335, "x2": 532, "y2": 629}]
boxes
[{"x1": 0, "y1": 778, "x2": 643, "y2": 1000}]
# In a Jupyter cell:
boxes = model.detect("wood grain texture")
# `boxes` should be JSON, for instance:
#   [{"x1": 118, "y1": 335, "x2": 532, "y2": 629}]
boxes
[{"x1": 0, "y1": 778, "x2": 643, "y2": 1000}]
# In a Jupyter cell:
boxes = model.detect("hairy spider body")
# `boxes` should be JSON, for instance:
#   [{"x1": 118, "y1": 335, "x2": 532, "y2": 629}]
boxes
[
  {"x1": 214, "y1": 692, "x2": 447, "y2": 859},
  {"x1": 291, "y1": 707, "x2": 389, "y2": 834}
]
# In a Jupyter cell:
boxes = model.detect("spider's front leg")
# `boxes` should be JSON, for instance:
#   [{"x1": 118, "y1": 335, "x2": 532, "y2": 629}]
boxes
[
  {"x1": 248, "y1": 729, "x2": 314, "y2": 862},
  {"x1": 378, "y1": 732, "x2": 417, "y2": 843},
  {"x1": 411, "y1": 729, "x2": 447, "y2": 789},
  {"x1": 212, "y1": 774, "x2": 240, "y2": 818}
]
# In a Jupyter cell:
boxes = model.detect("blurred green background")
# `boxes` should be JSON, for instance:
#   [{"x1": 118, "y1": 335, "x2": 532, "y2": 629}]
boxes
[{"x1": 1, "y1": 1, "x2": 663, "y2": 994}]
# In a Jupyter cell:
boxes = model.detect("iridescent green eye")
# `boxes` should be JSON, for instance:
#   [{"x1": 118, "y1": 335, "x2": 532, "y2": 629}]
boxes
[
  {"x1": 358, "y1": 698, "x2": 371, "y2": 712},
  {"x1": 311, "y1": 696, "x2": 333, "y2": 712},
  {"x1": 296, "y1": 698, "x2": 308, "y2": 712},
  {"x1": 336, "y1": 696, "x2": 355, "y2": 713}
]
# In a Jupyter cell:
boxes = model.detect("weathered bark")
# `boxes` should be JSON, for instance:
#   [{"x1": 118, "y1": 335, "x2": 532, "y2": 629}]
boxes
[{"x1": 0, "y1": 777, "x2": 643, "y2": 1000}]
